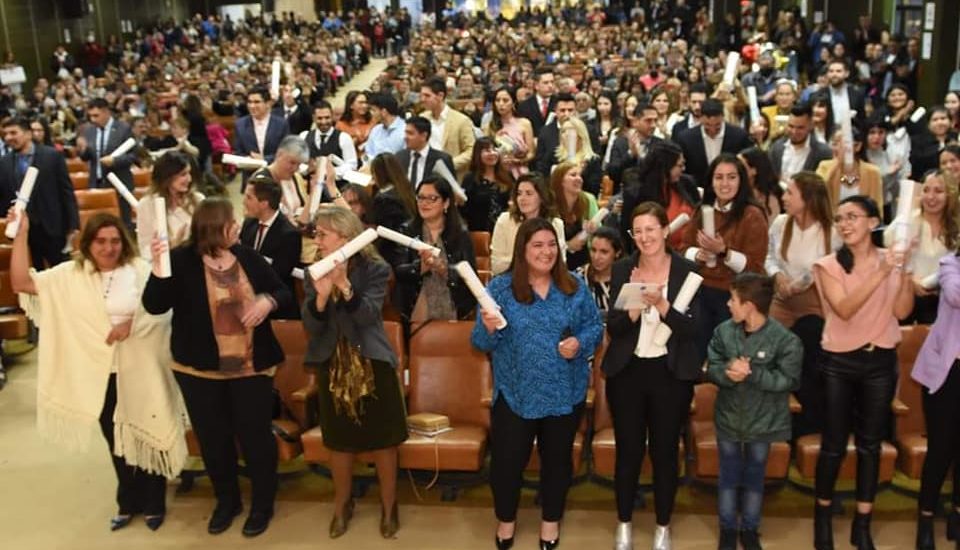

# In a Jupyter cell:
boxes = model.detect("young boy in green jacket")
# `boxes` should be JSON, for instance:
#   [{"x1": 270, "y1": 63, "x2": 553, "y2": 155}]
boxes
[{"x1": 706, "y1": 273, "x2": 803, "y2": 550}]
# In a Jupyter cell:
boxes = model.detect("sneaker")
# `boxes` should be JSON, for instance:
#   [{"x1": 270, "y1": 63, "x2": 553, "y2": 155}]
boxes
[{"x1": 740, "y1": 528, "x2": 763, "y2": 550}]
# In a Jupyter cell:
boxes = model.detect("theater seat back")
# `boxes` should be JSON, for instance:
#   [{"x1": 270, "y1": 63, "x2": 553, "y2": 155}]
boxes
[
  {"x1": 270, "y1": 319, "x2": 313, "y2": 427},
  {"x1": 897, "y1": 324, "x2": 929, "y2": 436}
]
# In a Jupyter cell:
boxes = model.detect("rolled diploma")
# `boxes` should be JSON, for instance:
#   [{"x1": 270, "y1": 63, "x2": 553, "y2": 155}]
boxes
[
  {"x1": 722, "y1": 52, "x2": 740, "y2": 86},
  {"x1": 702, "y1": 205, "x2": 717, "y2": 267},
  {"x1": 893, "y1": 179, "x2": 915, "y2": 249},
  {"x1": 376, "y1": 225, "x2": 441, "y2": 257},
  {"x1": 222, "y1": 154, "x2": 268, "y2": 169},
  {"x1": 5, "y1": 167, "x2": 38, "y2": 239},
  {"x1": 920, "y1": 272, "x2": 939, "y2": 290},
  {"x1": 667, "y1": 212, "x2": 690, "y2": 235},
  {"x1": 106, "y1": 137, "x2": 136, "y2": 160},
  {"x1": 837, "y1": 108, "x2": 855, "y2": 168},
  {"x1": 107, "y1": 173, "x2": 139, "y2": 208},
  {"x1": 328, "y1": 154, "x2": 345, "y2": 167},
  {"x1": 153, "y1": 196, "x2": 171, "y2": 277},
  {"x1": 454, "y1": 261, "x2": 507, "y2": 329},
  {"x1": 565, "y1": 128, "x2": 577, "y2": 161},
  {"x1": 307, "y1": 227, "x2": 378, "y2": 279},
  {"x1": 291, "y1": 267, "x2": 305, "y2": 280},
  {"x1": 270, "y1": 59, "x2": 281, "y2": 99},
  {"x1": 432, "y1": 161, "x2": 468, "y2": 203},
  {"x1": 308, "y1": 157, "x2": 328, "y2": 217},
  {"x1": 652, "y1": 272, "x2": 704, "y2": 347},
  {"x1": 575, "y1": 207, "x2": 610, "y2": 241},
  {"x1": 746, "y1": 86, "x2": 761, "y2": 125}
]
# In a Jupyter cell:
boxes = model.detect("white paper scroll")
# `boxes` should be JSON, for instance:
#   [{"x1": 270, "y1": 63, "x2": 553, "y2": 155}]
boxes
[
  {"x1": 291, "y1": 267, "x2": 305, "y2": 280},
  {"x1": 307, "y1": 157, "x2": 328, "y2": 217},
  {"x1": 107, "y1": 173, "x2": 139, "y2": 209},
  {"x1": 342, "y1": 170, "x2": 373, "y2": 186},
  {"x1": 575, "y1": 207, "x2": 610, "y2": 241},
  {"x1": 652, "y1": 272, "x2": 704, "y2": 347},
  {"x1": 910, "y1": 107, "x2": 927, "y2": 124},
  {"x1": 746, "y1": 86, "x2": 761, "y2": 125},
  {"x1": 454, "y1": 261, "x2": 507, "y2": 329},
  {"x1": 307, "y1": 227, "x2": 378, "y2": 279},
  {"x1": 4, "y1": 167, "x2": 38, "y2": 239},
  {"x1": 722, "y1": 52, "x2": 740, "y2": 86},
  {"x1": 153, "y1": 196, "x2": 172, "y2": 277},
  {"x1": 702, "y1": 205, "x2": 717, "y2": 268},
  {"x1": 667, "y1": 213, "x2": 690, "y2": 235},
  {"x1": 920, "y1": 272, "x2": 939, "y2": 290},
  {"x1": 107, "y1": 137, "x2": 136, "y2": 161},
  {"x1": 376, "y1": 225, "x2": 441, "y2": 257},
  {"x1": 270, "y1": 59, "x2": 281, "y2": 100},
  {"x1": 839, "y1": 114, "x2": 855, "y2": 168},
  {"x1": 222, "y1": 154, "x2": 268, "y2": 170},
  {"x1": 893, "y1": 179, "x2": 916, "y2": 250},
  {"x1": 431, "y1": 161, "x2": 468, "y2": 203},
  {"x1": 328, "y1": 154, "x2": 345, "y2": 167},
  {"x1": 565, "y1": 128, "x2": 577, "y2": 161}
]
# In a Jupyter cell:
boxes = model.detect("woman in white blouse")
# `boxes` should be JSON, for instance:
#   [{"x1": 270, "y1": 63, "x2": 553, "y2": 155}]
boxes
[
  {"x1": 137, "y1": 151, "x2": 204, "y2": 258},
  {"x1": 883, "y1": 170, "x2": 959, "y2": 323},
  {"x1": 490, "y1": 173, "x2": 566, "y2": 275}
]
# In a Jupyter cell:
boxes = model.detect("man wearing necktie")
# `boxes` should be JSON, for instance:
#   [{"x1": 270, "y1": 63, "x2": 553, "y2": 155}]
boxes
[
  {"x1": 77, "y1": 98, "x2": 136, "y2": 227},
  {"x1": 299, "y1": 102, "x2": 358, "y2": 179},
  {"x1": 395, "y1": 116, "x2": 455, "y2": 190},
  {"x1": 518, "y1": 67, "x2": 556, "y2": 135}
]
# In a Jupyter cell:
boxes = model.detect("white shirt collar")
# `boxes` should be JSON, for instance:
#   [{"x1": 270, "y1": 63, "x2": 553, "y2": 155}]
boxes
[
  {"x1": 701, "y1": 123, "x2": 725, "y2": 142},
  {"x1": 789, "y1": 135, "x2": 811, "y2": 151},
  {"x1": 714, "y1": 200, "x2": 732, "y2": 213},
  {"x1": 260, "y1": 209, "x2": 280, "y2": 229},
  {"x1": 415, "y1": 144, "x2": 431, "y2": 158}
]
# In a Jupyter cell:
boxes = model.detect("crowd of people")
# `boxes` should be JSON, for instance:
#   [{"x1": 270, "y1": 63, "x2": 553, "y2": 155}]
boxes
[{"x1": 5, "y1": 3, "x2": 960, "y2": 550}]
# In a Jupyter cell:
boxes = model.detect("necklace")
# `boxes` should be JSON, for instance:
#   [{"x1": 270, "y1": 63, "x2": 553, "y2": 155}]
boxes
[{"x1": 101, "y1": 270, "x2": 116, "y2": 299}]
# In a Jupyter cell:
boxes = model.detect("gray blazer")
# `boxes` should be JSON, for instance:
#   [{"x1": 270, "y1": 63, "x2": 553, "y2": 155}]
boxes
[
  {"x1": 78, "y1": 118, "x2": 136, "y2": 189},
  {"x1": 302, "y1": 255, "x2": 398, "y2": 367},
  {"x1": 768, "y1": 135, "x2": 832, "y2": 181}
]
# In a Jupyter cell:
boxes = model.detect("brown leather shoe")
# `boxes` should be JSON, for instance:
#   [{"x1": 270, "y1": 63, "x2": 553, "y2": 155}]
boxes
[
  {"x1": 380, "y1": 501, "x2": 399, "y2": 539},
  {"x1": 329, "y1": 499, "x2": 355, "y2": 539}
]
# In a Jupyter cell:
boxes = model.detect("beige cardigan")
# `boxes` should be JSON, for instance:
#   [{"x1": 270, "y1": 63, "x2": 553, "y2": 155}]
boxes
[{"x1": 816, "y1": 159, "x2": 884, "y2": 212}]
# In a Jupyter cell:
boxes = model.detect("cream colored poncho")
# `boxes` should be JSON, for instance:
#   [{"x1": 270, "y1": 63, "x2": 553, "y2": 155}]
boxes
[{"x1": 21, "y1": 257, "x2": 187, "y2": 479}]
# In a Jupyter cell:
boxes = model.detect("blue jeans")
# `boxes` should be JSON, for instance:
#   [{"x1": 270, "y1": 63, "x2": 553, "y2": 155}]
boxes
[{"x1": 717, "y1": 440, "x2": 770, "y2": 530}]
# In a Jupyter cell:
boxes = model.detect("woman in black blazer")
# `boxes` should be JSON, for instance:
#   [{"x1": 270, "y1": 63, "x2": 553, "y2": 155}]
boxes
[
  {"x1": 602, "y1": 201, "x2": 703, "y2": 550},
  {"x1": 143, "y1": 197, "x2": 292, "y2": 539},
  {"x1": 392, "y1": 175, "x2": 477, "y2": 327},
  {"x1": 302, "y1": 206, "x2": 407, "y2": 540}
]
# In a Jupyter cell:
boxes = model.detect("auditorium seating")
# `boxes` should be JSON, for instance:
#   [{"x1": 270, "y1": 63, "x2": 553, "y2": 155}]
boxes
[
  {"x1": 0, "y1": 245, "x2": 29, "y2": 340},
  {"x1": 66, "y1": 157, "x2": 85, "y2": 173},
  {"x1": 270, "y1": 319, "x2": 317, "y2": 462},
  {"x1": 74, "y1": 190, "x2": 120, "y2": 243},
  {"x1": 69, "y1": 171, "x2": 89, "y2": 190},
  {"x1": 132, "y1": 167, "x2": 151, "y2": 188},
  {"x1": 470, "y1": 231, "x2": 491, "y2": 284},
  {"x1": 894, "y1": 324, "x2": 930, "y2": 479}
]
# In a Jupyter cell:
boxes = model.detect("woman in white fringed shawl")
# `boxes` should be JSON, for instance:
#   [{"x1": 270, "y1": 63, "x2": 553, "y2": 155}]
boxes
[{"x1": 8, "y1": 210, "x2": 186, "y2": 532}]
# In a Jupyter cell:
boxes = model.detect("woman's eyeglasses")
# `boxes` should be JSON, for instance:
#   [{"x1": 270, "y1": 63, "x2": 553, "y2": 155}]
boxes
[
  {"x1": 416, "y1": 194, "x2": 442, "y2": 204},
  {"x1": 833, "y1": 213, "x2": 869, "y2": 224}
]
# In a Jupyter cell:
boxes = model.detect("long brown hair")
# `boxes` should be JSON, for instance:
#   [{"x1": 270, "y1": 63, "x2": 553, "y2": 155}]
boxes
[
  {"x1": 781, "y1": 171, "x2": 833, "y2": 260},
  {"x1": 370, "y1": 153, "x2": 416, "y2": 218},
  {"x1": 509, "y1": 173, "x2": 557, "y2": 222},
  {"x1": 509, "y1": 217, "x2": 578, "y2": 304},
  {"x1": 469, "y1": 136, "x2": 513, "y2": 193},
  {"x1": 150, "y1": 150, "x2": 200, "y2": 212},
  {"x1": 76, "y1": 213, "x2": 138, "y2": 268},
  {"x1": 551, "y1": 161, "x2": 588, "y2": 224},
  {"x1": 189, "y1": 197, "x2": 235, "y2": 257}
]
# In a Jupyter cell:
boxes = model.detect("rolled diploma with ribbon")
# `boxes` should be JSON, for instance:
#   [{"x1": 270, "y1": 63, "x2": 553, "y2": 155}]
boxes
[
  {"x1": 893, "y1": 179, "x2": 915, "y2": 250},
  {"x1": 270, "y1": 59, "x2": 281, "y2": 99},
  {"x1": 107, "y1": 173, "x2": 139, "y2": 208},
  {"x1": 565, "y1": 128, "x2": 577, "y2": 161},
  {"x1": 702, "y1": 205, "x2": 717, "y2": 268},
  {"x1": 153, "y1": 196, "x2": 172, "y2": 277},
  {"x1": 667, "y1": 212, "x2": 690, "y2": 235},
  {"x1": 308, "y1": 157, "x2": 328, "y2": 217},
  {"x1": 222, "y1": 154, "x2": 268, "y2": 170},
  {"x1": 746, "y1": 86, "x2": 762, "y2": 125},
  {"x1": 722, "y1": 52, "x2": 740, "y2": 86},
  {"x1": 575, "y1": 207, "x2": 610, "y2": 241},
  {"x1": 5, "y1": 167, "x2": 38, "y2": 239},
  {"x1": 454, "y1": 261, "x2": 507, "y2": 329},
  {"x1": 376, "y1": 225, "x2": 441, "y2": 257},
  {"x1": 432, "y1": 161, "x2": 468, "y2": 203},
  {"x1": 106, "y1": 137, "x2": 136, "y2": 160},
  {"x1": 307, "y1": 227, "x2": 378, "y2": 279},
  {"x1": 652, "y1": 272, "x2": 704, "y2": 347}
]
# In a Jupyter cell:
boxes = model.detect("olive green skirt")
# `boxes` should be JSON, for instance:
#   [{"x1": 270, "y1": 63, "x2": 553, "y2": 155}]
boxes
[{"x1": 314, "y1": 359, "x2": 408, "y2": 453}]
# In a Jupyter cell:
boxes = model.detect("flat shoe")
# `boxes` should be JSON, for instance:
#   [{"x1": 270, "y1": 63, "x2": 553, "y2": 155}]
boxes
[
  {"x1": 207, "y1": 502, "x2": 243, "y2": 535},
  {"x1": 145, "y1": 515, "x2": 165, "y2": 531},
  {"x1": 242, "y1": 510, "x2": 273, "y2": 538},
  {"x1": 110, "y1": 514, "x2": 134, "y2": 531}
]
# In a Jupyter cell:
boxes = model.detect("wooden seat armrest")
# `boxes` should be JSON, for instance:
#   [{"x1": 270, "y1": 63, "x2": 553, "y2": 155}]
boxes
[
  {"x1": 291, "y1": 382, "x2": 319, "y2": 403},
  {"x1": 892, "y1": 398, "x2": 909, "y2": 416}
]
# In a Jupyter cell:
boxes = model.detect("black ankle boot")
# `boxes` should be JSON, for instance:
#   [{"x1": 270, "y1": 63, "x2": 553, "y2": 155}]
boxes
[
  {"x1": 916, "y1": 514, "x2": 936, "y2": 550},
  {"x1": 814, "y1": 503, "x2": 834, "y2": 550},
  {"x1": 850, "y1": 513, "x2": 876, "y2": 550}
]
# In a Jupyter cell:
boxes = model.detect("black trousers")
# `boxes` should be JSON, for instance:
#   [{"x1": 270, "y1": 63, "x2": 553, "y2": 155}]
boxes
[
  {"x1": 98, "y1": 373, "x2": 167, "y2": 516},
  {"x1": 175, "y1": 372, "x2": 278, "y2": 514},
  {"x1": 919, "y1": 361, "x2": 960, "y2": 512},
  {"x1": 792, "y1": 315, "x2": 826, "y2": 437},
  {"x1": 815, "y1": 347, "x2": 897, "y2": 503},
  {"x1": 696, "y1": 286, "x2": 732, "y2": 358},
  {"x1": 606, "y1": 356, "x2": 693, "y2": 524},
  {"x1": 490, "y1": 397, "x2": 584, "y2": 523}
]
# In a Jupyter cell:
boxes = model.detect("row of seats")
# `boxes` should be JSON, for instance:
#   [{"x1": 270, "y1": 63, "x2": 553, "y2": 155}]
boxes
[{"x1": 68, "y1": 167, "x2": 151, "y2": 190}]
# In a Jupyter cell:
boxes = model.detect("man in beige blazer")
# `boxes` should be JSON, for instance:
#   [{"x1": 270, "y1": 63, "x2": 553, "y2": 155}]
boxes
[{"x1": 420, "y1": 76, "x2": 476, "y2": 179}]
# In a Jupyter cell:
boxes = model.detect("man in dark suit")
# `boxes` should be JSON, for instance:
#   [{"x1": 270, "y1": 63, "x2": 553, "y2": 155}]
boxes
[
  {"x1": 272, "y1": 85, "x2": 312, "y2": 136},
  {"x1": 233, "y1": 86, "x2": 290, "y2": 164},
  {"x1": 768, "y1": 103, "x2": 833, "y2": 184},
  {"x1": 532, "y1": 92, "x2": 577, "y2": 177},
  {"x1": 395, "y1": 116, "x2": 454, "y2": 189},
  {"x1": 241, "y1": 176, "x2": 302, "y2": 319},
  {"x1": 824, "y1": 59, "x2": 866, "y2": 123},
  {"x1": 76, "y1": 98, "x2": 136, "y2": 225},
  {"x1": 674, "y1": 98, "x2": 752, "y2": 185},
  {"x1": 669, "y1": 83, "x2": 708, "y2": 141},
  {"x1": 0, "y1": 116, "x2": 79, "y2": 269},
  {"x1": 607, "y1": 101, "x2": 664, "y2": 190},
  {"x1": 517, "y1": 66, "x2": 556, "y2": 135}
]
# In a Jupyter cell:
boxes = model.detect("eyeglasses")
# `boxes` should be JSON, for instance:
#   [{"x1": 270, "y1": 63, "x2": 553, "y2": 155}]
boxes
[
  {"x1": 833, "y1": 213, "x2": 870, "y2": 224},
  {"x1": 416, "y1": 195, "x2": 442, "y2": 204}
]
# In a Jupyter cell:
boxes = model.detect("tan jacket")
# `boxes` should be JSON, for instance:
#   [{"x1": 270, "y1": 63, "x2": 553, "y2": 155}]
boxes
[
  {"x1": 422, "y1": 106, "x2": 476, "y2": 177},
  {"x1": 816, "y1": 159, "x2": 884, "y2": 212}
]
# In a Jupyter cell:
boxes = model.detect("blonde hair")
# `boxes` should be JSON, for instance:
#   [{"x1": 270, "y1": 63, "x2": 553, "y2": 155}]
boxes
[
  {"x1": 554, "y1": 116, "x2": 598, "y2": 165},
  {"x1": 312, "y1": 205, "x2": 382, "y2": 262}
]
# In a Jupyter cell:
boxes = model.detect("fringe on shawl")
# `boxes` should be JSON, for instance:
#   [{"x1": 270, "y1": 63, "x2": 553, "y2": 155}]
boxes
[
  {"x1": 36, "y1": 397, "x2": 99, "y2": 453},
  {"x1": 113, "y1": 420, "x2": 187, "y2": 480}
]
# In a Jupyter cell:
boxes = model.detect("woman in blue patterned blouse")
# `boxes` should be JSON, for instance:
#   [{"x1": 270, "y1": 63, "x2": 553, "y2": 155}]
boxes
[{"x1": 472, "y1": 217, "x2": 603, "y2": 550}]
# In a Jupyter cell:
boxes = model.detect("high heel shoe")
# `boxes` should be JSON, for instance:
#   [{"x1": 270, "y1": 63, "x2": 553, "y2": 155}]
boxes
[
  {"x1": 916, "y1": 514, "x2": 936, "y2": 550},
  {"x1": 109, "y1": 514, "x2": 134, "y2": 531},
  {"x1": 850, "y1": 512, "x2": 876, "y2": 550},
  {"x1": 614, "y1": 521, "x2": 633, "y2": 550},
  {"x1": 329, "y1": 499, "x2": 355, "y2": 539},
  {"x1": 144, "y1": 514, "x2": 165, "y2": 531},
  {"x1": 652, "y1": 525, "x2": 672, "y2": 550},
  {"x1": 380, "y1": 501, "x2": 399, "y2": 539},
  {"x1": 814, "y1": 503, "x2": 834, "y2": 550},
  {"x1": 539, "y1": 538, "x2": 560, "y2": 550},
  {"x1": 495, "y1": 535, "x2": 514, "y2": 550}
]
